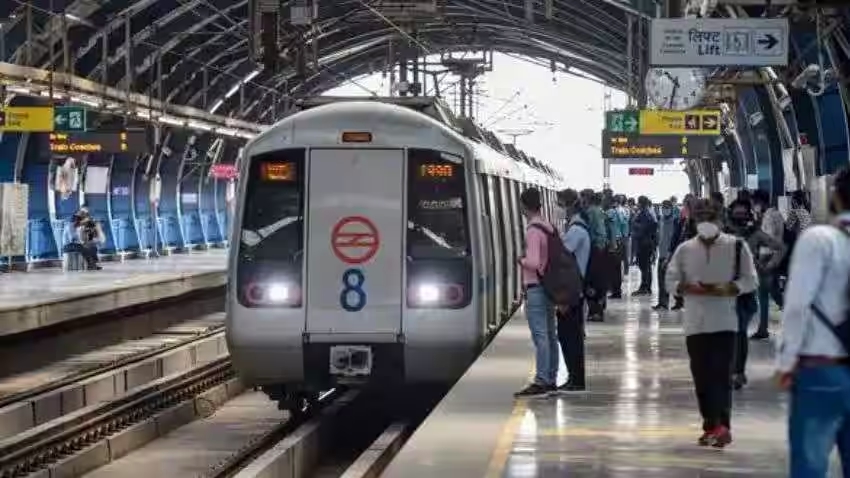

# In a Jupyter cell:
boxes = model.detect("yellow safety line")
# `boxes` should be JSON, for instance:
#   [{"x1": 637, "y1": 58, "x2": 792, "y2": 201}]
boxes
[
  {"x1": 483, "y1": 398, "x2": 527, "y2": 478},
  {"x1": 484, "y1": 365, "x2": 536, "y2": 478}
]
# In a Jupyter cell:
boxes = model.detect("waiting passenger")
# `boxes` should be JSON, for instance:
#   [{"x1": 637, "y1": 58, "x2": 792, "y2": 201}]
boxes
[
  {"x1": 580, "y1": 190, "x2": 609, "y2": 322},
  {"x1": 73, "y1": 211, "x2": 103, "y2": 270},
  {"x1": 605, "y1": 196, "x2": 627, "y2": 300},
  {"x1": 653, "y1": 200, "x2": 679, "y2": 311},
  {"x1": 515, "y1": 187, "x2": 558, "y2": 398},
  {"x1": 555, "y1": 188, "x2": 591, "y2": 392},
  {"x1": 777, "y1": 166, "x2": 850, "y2": 477},
  {"x1": 631, "y1": 196, "x2": 658, "y2": 296},
  {"x1": 752, "y1": 189, "x2": 785, "y2": 339},
  {"x1": 666, "y1": 199, "x2": 757, "y2": 448},
  {"x1": 726, "y1": 199, "x2": 784, "y2": 390}
]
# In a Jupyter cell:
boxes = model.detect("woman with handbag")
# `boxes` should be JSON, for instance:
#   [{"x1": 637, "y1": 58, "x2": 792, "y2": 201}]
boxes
[{"x1": 727, "y1": 199, "x2": 785, "y2": 389}]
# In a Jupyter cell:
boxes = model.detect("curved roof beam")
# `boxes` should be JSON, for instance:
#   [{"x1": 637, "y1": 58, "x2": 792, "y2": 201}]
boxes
[{"x1": 231, "y1": 34, "x2": 627, "y2": 122}]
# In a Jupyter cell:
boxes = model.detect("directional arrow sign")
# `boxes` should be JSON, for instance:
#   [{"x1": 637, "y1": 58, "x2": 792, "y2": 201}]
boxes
[
  {"x1": 703, "y1": 114, "x2": 719, "y2": 130},
  {"x1": 54, "y1": 106, "x2": 87, "y2": 132},
  {"x1": 757, "y1": 33, "x2": 778, "y2": 51},
  {"x1": 605, "y1": 110, "x2": 639, "y2": 134}
]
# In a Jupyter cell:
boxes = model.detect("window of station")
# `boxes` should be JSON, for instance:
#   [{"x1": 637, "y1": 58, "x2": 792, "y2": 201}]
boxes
[{"x1": 406, "y1": 149, "x2": 470, "y2": 259}]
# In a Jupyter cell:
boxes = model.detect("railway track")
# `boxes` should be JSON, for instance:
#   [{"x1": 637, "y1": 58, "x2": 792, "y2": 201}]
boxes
[
  {"x1": 0, "y1": 358, "x2": 236, "y2": 478},
  {"x1": 0, "y1": 314, "x2": 227, "y2": 443}
]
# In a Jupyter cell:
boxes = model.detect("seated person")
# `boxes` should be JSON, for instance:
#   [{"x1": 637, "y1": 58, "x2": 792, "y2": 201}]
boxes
[{"x1": 64, "y1": 211, "x2": 103, "y2": 270}]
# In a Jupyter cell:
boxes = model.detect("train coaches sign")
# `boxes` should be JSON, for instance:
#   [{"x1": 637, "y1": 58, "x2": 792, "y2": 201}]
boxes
[{"x1": 650, "y1": 18, "x2": 789, "y2": 67}]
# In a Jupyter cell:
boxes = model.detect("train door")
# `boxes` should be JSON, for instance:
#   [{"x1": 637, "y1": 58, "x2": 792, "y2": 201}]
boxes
[{"x1": 305, "y1": 149, "x2": 404, "y2": 336}]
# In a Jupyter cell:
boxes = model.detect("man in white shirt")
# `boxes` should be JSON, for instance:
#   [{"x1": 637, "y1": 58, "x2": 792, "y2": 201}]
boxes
[
  {"x1": 777, "y1": 166, "x2": 850, "y2": 477},
  {"x1": 666, "y1": 199, "x2": 758, "y2": 449}
]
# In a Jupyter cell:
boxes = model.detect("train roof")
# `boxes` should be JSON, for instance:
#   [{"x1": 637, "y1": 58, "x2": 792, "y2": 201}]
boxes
[{"x1": 289, "y1": 96, "x2": 563, "y2": 185}]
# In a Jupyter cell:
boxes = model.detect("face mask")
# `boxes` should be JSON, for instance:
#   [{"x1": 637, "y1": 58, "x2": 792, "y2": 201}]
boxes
[
  {"x1": 696, "y1": 222, "x2": 720, "y2": 239},
  {"x1": 662, "y1": 208, "x2": 671, "y2": 216}
]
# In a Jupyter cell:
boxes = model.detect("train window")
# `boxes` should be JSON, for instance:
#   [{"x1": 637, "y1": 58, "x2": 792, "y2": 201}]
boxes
[
  {"x1": 238, "y1": 149, "x2": 305, "y2": 267},
  {"x1": 407, "y1": 148, "x2": 469, "y2": 259}
]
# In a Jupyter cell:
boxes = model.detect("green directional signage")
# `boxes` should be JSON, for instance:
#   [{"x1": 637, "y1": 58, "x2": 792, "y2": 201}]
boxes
[
  {"x1": 605, "y1": 110, "x2": 640, "y2": 134},
  {"x1": 54, "y1": 106, "x2": 87, "y2": 132}
]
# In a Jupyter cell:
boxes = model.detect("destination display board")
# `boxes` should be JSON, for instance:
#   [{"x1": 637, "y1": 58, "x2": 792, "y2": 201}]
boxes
[
  {"x1": 49, "y1": 131, "x2": 149, "y2": 155},
  {"x1": 601, "y1": 131, "x2": 713, "y2": 159}
]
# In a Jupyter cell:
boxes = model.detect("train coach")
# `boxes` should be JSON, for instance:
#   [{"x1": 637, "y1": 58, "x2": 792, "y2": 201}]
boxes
[{"x1": 225, "y1": 98, "x2": 564, "y2": 411}]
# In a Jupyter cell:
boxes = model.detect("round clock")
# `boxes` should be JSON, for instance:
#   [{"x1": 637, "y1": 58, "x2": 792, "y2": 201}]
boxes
[{"x1": 644, "y1": 68, "x2": 708, "y2": 110}]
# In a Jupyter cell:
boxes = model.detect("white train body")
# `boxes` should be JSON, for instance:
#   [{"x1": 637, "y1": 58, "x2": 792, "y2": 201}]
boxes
[{"x1": 226, "y1": 100, "x2": 561, "y2": 397}]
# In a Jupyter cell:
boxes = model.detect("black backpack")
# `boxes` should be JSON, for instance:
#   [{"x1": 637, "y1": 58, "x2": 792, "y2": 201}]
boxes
[
  {"x1": 810, "y1": 224, "x2": 850, "y2": 353},
  {"x1": 529, "y1": 223, "x2": 584, "y2": 308}
]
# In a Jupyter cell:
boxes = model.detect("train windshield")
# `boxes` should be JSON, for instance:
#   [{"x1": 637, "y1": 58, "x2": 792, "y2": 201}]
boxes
[
  {"x1": 407, "y1": 149, "x2": 470, "y2": 259},
  {"x1": 238, "y1": 149, "x2": 305, "y2": 264}
]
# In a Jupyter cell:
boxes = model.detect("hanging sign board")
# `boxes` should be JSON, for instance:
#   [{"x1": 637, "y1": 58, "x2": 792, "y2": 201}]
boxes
[{"x1": 650, "y1": 17, "x2": 789, "y2": 66}]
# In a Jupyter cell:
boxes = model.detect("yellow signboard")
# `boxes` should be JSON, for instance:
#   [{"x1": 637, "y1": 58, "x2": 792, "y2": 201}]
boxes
[
  {"x1": 0, "y1": 107, "x2": 55, "y2": 132},
  {"x1": 639, "y1": 109, "x2": 721, "y2": 136}
]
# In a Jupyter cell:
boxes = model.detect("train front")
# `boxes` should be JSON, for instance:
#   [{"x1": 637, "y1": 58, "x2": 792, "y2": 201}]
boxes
[{"x1": 226, "y1": 102, "x2": 481, "y2": 404}]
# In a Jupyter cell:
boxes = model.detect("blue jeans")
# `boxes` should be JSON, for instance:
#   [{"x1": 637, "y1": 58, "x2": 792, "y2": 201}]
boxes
[
  {"x1": 525, "y1": 286, "x2": 558, "y2": 386},
  {"x1": 789, "y1": 365, "x2": 850, "y2": 477},
  {"x1": 757, "y1": 273, "x2": 783, "y2": 333}
]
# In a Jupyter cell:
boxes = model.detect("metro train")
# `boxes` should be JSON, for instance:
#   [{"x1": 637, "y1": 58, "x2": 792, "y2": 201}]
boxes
[{"x1": 225, "y1": 98, "x2": 564, "y2": 411}]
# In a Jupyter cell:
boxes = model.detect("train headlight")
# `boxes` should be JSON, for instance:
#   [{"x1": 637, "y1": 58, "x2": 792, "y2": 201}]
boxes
[
  {"x1": 245, "y1": 282, "x2": 302, "y2": 307},
  {"x1": 267, "y1": 284, "x2": 290, "y2": 302},
  {"x1": 417, "y1": 284, "x2": 440, "y2": 303},
  {"x1": 408, "y1": 282, "x2": 464, "y2": 308}
]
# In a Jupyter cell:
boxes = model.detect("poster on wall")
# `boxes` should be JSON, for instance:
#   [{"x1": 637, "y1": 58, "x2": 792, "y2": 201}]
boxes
[
  {"x1": 54, "y1": 157, "x2": 78, "y2": 200},
  {"x1": 0, "y1": 183, "x2": 29, "y2": 256},
  {"x1": 85, "y1": 166, "x2": 109, "y2": 194}
]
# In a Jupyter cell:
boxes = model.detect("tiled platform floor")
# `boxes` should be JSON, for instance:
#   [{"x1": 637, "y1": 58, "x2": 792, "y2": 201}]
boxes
[
  {"x1": 497, "y1": 294, "x2": 792, "y2": 477},
  {"x1": 0, "y1": 250, "x2": 227, "y2": 336},
  {"x1": 385, "y1": 270, "x2": 840, "y2": 477},
  {"x1": 0, "y1": 250, "x2": 227, "y2": 310}
]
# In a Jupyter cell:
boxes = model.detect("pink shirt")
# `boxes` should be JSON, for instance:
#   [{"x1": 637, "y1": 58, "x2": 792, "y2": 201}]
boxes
[{"x1": 520, "y1": 215, "x2": 552, "y2": 286}]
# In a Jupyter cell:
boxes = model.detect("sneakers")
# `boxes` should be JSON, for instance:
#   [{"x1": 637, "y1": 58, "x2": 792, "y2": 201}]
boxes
[
  {"x1": 671, "y1": 303, "x2": 685, "y2": 311},
  {"x1": 697, "y1": 426, "x2": 733, "y2": 448},
  {"x1": 514, "y1": 383, "x2": 555, "y2": 398},
  {"x1": 652, "y1": 303, "x2": 669, "y2": 311},
  {"x1": 750, "y1": 331, "x2": 769, "y2": 340},
  {"x1": 556, "y1": 382, "x2": 586, "y2": 393}
]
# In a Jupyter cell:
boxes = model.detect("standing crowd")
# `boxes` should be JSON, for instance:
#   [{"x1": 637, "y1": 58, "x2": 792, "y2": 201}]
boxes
[{"x1": 515, "y1": 166, "x2": 850, "y2": 476}]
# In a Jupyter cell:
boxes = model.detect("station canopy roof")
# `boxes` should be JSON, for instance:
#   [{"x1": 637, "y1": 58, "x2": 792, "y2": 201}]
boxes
[{"x1": 0, "y1": 1, "x2": 645, "y2": 123}]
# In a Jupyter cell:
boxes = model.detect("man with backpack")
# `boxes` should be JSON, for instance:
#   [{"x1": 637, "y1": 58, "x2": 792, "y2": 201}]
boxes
[
  {"x1": 777, "y1": 166, "x2": 850, "y2": 476},
  {"x1": 515, "y1": 187, "x2": 560, "y2": 397},
  {"x1": 555, "y1": 188, "x2": 591, "y2": 392}
]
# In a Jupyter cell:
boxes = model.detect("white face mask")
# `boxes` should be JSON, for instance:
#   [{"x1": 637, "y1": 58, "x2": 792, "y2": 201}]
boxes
[{"x1": 696, "y1": 222, "x2": 720, "y2": 239}]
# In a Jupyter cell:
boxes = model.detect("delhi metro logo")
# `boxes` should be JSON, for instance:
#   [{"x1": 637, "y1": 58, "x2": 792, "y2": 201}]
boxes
[{"x1": 331, "y1": 216, "x2": 380, "y2": 265}]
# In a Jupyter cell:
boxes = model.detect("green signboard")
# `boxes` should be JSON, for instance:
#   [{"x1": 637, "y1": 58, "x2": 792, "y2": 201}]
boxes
[
  {"x1": 54, "y1": 106, "x2": 87, "y2": 132},
  {"x1": 605, "y1": 110, "x2": 640, "y2": 134}
]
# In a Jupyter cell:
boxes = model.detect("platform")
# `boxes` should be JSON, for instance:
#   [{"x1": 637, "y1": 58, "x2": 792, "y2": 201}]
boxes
[
  {"x1": 384, "y1": 288, "x2": 798, "y2": 477},
  {"x1": 0, "y1": 250, "x2": 228, "y2": 337}
]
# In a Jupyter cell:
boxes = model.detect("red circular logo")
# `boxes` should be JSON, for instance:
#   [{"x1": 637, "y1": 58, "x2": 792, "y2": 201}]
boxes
[{"x1": 331, "y1": 216, "x2": 380, "y2": 265}]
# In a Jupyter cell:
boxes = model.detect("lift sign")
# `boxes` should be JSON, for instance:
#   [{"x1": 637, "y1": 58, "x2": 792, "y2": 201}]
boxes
[{"x1": 331, "y1": 216, "x2": 380, "y2": 312}]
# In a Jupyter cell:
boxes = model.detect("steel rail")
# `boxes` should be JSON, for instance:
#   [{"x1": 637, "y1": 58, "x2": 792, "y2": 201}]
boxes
[
  {"x1": 0, "y1": 327, "x2": 225, "y2": 409},
  {"x1": 0, "y1": 358, "x2": 234, "y2": 478}
]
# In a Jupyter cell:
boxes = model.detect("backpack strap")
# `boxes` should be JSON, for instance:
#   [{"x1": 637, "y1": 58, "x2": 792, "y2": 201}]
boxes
[
  {"x1": 528, "y1": 222, "x2": 555, "y2": 238},
  {"x1": 733, "y1": 238, "x2": 742, "y2": 282},
  {"x1": 809, "y1": 223, "x2": 850, "y2": 351}
]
